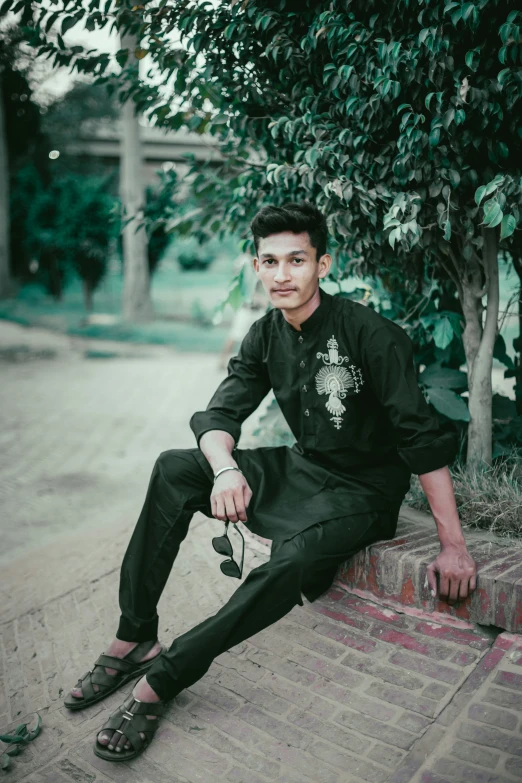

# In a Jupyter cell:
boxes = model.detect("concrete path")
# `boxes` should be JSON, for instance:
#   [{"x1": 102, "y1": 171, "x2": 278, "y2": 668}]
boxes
[{"x1": 2, "y1": 321, "x2": 522, "y2": 783}]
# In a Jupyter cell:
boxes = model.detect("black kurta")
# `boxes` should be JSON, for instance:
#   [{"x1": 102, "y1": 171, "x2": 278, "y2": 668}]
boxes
[{"x1": 190, "y1": 287, "x2": 458, "y2": 540}]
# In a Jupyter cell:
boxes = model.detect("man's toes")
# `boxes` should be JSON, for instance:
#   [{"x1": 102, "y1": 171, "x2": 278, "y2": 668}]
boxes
[
  {"x1": 115, "y1": 732, "x2": 128, "y2": 752},
  {"x1": 98, "y1": 730, "x2": 112, "y2": 747},
  {"x1": 71, "y1": 686, "x2": 82, "y2": 698}
]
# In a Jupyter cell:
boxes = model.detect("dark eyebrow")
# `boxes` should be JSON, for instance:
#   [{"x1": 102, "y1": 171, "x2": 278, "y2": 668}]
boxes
[{"x1": 259, "y1": 250, "x2": 308, "y2": 259}]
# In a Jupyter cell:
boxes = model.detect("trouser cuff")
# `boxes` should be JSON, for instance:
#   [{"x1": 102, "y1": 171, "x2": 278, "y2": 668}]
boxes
[{"x1": 116, "y1": 613, "x2": 159, "y2": 643}]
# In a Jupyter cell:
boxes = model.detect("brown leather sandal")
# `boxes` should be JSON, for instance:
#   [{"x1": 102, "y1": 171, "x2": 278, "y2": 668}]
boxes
[
  {"x1": 93, "y1": 693, "x2": 165, "y2": 761},
  {"x1": 64, "y1": 640, "x2": 165, "y2": 711}
]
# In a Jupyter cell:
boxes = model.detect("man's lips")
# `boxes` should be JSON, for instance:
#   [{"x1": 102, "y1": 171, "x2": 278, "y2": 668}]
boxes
[{"x1": 273, "y1": 288, "x2": 295, "y2": 293}]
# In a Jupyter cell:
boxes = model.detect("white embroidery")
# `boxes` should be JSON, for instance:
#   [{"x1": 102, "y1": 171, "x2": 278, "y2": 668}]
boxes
[{"x1": 315, "y1": 335, "x2": 364, "y2": 429}]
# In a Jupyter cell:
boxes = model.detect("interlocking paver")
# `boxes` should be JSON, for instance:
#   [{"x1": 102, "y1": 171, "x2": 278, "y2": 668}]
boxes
[{"x1": 2, "y1": 321, "x2": 522, "y2": 783}]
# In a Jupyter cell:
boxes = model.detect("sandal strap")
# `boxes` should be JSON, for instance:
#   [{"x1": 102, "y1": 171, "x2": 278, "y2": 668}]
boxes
[
  {"x1": 100, "y1": 699, "x2": 164, "y2": 753},
  {"x1": 94, "y1": 654, "x2": 137, "y2": 673},
  {"x1": 121, "y1": 695, "x2": 165, "y2": 716}
]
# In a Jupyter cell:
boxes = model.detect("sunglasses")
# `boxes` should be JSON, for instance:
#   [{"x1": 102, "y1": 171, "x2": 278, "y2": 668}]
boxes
[{"x1": 211, "y1": 520, "x2": 245, "y2": 579}]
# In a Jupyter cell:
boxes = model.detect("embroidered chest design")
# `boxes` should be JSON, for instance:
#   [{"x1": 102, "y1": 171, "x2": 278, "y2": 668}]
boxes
[{"x1": 315, "y1": 335, "x2": 364, "y2": 429}]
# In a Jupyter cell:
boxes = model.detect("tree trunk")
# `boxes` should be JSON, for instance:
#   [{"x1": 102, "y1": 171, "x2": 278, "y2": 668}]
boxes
[
  {"x1": 0, "y1": 72, "x2": 15, "y2": 299},
  {"x1": 461, "y1": 228, "x2": 500, "y2": 467},
  {"x1": 82, "y1": 278, "x2": 94, "y2": 313},
  {"x1": 511, "y1": 252, "x2": 522, "y2": 416},
  {"x1": 119, "y1": 31, "x2": 153, "y2": 323}
]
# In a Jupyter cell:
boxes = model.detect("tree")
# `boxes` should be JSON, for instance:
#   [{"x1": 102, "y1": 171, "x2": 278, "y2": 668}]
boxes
[
  {"x1": 118, "y1": 28, "x2": 153, "y2": 322},
  {"x1": 9, "y1": 0, "x2": 522, "y2": 466}
]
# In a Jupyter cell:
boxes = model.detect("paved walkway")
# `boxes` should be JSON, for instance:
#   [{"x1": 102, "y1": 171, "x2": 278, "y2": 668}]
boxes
[{"x1": 2, "y1": 321, "x2": 522, "y2": 783}]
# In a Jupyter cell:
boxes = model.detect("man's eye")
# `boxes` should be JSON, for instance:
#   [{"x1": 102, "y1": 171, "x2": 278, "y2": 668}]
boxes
[
  {"x1": 293, "y1": 258, "x2": 303, "y2": 263},
  {"x1": 263, "y1": 259, "x2": 275, "y2": 264}
]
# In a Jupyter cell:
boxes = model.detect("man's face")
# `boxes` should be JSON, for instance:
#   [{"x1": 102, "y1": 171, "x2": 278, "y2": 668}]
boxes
[{"x1": 253, "y1": 231, "x2": 332, "y2": 311}]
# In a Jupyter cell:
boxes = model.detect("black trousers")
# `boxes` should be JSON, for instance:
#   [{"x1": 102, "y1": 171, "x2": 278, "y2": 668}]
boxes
[{"x1": 116, "y1": 448, "x2": 398, "y2": 702}]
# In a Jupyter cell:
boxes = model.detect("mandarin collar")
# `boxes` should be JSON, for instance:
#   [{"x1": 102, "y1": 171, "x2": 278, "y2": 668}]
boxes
[{"x1": 282, "y1": 287, "x2": 333, "y2": 334}]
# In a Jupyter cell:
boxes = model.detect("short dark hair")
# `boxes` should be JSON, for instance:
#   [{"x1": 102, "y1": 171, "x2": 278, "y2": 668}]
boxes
[{"x1": 250, "y1": 201, "x2": 328, "y2": 260}]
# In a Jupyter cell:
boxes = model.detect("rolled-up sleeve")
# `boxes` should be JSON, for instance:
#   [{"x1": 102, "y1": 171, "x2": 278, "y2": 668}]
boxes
[
  {"x1": 190, "y1": 319, "x2": 271, "y2": 448},
  {"x1": 361, "y1": 324, "x2": 459, "y2": 474}
]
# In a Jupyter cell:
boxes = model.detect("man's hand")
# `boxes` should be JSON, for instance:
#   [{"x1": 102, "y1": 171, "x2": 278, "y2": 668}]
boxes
[
  {"x1": 426, "y1": 544, "x2": 477, "y2": 605},
  {"x1": 211, "y1": 470, "x2": 253, "y2": 524}
]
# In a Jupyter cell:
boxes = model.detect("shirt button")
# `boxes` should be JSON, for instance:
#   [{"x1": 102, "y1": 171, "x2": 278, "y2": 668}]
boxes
[
  {"x1": 302, "y1": 385, "x2": 307, "y2": 392},
  {"x1": 304, "y1": 409, "x2": 310, "y2": 416},
  {"x1": 300, "y1": 360, "x2": 305, "y2": 368},
  {"x1": 298, "y1": 336, "x2": 304, "y2": 343}
]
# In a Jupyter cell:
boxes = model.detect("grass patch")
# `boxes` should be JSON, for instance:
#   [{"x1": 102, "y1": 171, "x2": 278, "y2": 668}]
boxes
[{"x1": 405, "y1": 445, "x2": 522, "y2": 539}]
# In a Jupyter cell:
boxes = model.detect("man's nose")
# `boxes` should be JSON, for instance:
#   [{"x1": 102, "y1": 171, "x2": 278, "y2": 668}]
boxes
[{"x1": 274, "y1": 263, "x2": 290, "y2": 282}]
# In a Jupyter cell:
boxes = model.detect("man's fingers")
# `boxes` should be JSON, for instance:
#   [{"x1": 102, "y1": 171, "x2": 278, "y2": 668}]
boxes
[
  {"x1": 438, "y1": 574, "x2": 450, "y2": 601},
  {"x1": 224, "y1": 492, "x2": 239, "y2": 523},
  {"x1": 470, "y1": 573, "x2": 477, "y2": 592},
  {"x1": 448, "y1": 579, "x2": 460, "y2": 605},
  {"x1": 426, "y1": 563, "x2": 437, "y2": 596},
  {"x1": 233, "y1": 489, "x2": 247, "y2": 522},
  {"x1": 214, "y1": 496, "x2": 226, "y2": 521},
  {"x1": 458, "y1": 579, "x2": 469, "y2": 601},
  {"x1": 243, "y1": 484, "x2": 252, "y2": 510}
]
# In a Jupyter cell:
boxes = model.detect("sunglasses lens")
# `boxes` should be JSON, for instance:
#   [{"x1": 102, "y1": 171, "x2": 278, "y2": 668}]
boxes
[
  {"x1": 220, "y1": 559, "x2": 241, "y2": 578},
  {"x1": 212, "y1": 536, "x2": 233, "y2": 557}
]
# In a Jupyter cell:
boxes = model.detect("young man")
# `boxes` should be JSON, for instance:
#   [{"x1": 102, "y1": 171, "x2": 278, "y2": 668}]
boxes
[{"x1": 66, "y1": 202, "x2": 477, "y2": 762}]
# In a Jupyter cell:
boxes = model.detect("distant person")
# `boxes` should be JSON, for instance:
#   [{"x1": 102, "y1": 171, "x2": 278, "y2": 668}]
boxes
[
  {"x1": 218, "y1": 279, "x2": 268, "y2": 369},
  {"x1": 65, "y1": 202, "x2": 477, "y2": 763}
]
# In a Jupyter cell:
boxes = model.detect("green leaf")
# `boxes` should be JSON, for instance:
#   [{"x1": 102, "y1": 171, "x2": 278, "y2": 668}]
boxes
[
  {"x1": 443, "y1": 219, "x2": 451, "y2": 240},
  {"x1": 433, "y1": 316, "x2": 454, "y2": 350},
  {"x1": 448, "y1": 169, "x2": 460, "y2": 188},
  {"x1": 442, "y1": 108, "x2": 455, "y2": 130},
  {"x1": 500, "y1": 214, "x2": 517, "y2": 239},
  {"x1": 482, "y1": 201, "x2": 502, "y2": 227},
  {"x1": 61, "y1": 16, "x2": 78, "y2": 34},
  {"x1": 474, "y1": 185, "x2": 486, "y2": 205},
  {"x1": 211, "y1": 113, "x2": 228, "y2": 124},
  {"x1": 488, "y1": 209, "x2": 504, "y2": 228},
  {"x1": 425, "y1": 387, "x2": 470, "y2": 421},
  {"x1": 0, "y1": 0, "x2": 14, "y2": 15},
  {"x1": 429, "y1": 127, "x2": 440, "y2": 146},
  {"x1": 419, "y1": 366, "x2": 468, "y2": 392}
]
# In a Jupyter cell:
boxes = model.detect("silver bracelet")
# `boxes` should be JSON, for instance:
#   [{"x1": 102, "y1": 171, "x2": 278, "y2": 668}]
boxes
[{"x1": 213, "y1": 466, "x2": 244, "y2": 483}]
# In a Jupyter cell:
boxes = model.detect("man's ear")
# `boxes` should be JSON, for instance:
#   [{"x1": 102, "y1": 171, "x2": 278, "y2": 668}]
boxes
[
  {"x1": 318, "y1": 253, "x2": 333, "y2": 279},
  {"x1": 252, "y1": 257, "x2": 260, "y2": 274}
]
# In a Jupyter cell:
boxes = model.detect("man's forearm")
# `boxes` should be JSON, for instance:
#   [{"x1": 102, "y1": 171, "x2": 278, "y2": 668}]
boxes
[
  {"x1": 199, "y1": 430, "x2": 238, "y2": 475},
  {"x1": 418, "y1": 465, "x2": 467, "y2": 549}
]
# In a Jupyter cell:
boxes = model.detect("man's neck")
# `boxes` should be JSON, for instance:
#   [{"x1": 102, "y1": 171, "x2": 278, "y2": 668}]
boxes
[{"x1": 281, "y1": 287, "x2": 321, "y2": 332}]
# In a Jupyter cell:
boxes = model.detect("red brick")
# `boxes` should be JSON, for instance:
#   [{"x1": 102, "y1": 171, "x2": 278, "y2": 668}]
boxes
[
  {"x1": 213, "y1": 670, "x2": 289, "y2": 715},
  {"x1": 235, "y1": 704, "x2": 308, "y2": 749},
  {"x1": 457, "y1": 720, "x2": 522, "y2": 755},
  {"x1": 396, "y1": 710, "x2": 432, "y2": 734},
  {"x1": 310, "y1": 740, "x2": 388, "y2": 782},
  {"x1": 339, "y1": 595, "x2": 408, "y2": 627},
  {"x1": 450, "y1": 650, "x2": 479, "y2": 666},
  {"x1": 259, "y1": 672, "x2": 333, "y2": 719},
  {"x1": 311, "y1": 685, "x2": 396, "y2": 722},
  {"x1": 227, "y1": 766, "x2": 269, "y2": 783},
  {"x1": 340, "y1": 649, "x2": 426, "y2": 691},
  {"x1": 314, "y1": 620, "x2": 378, "y2": 653},
  {"x1": 286, "y1": 647, "x2": 360, "y2": 689},
  {"x1": 483, "y1": 687, "x2": 522, "y2": 710},
  {"x1": 434, "y1": 757, "x2": 513, "y2": 783},
  {"x1": 370, "y1": 625, "x2": 454, "y2": 660},
  {"x1": 413, "y1": 621, "x2": 491, "y2": 650},
  {"x1": 309, "y1": 601, "x2": 372, "y2": 631},
  {"x1": 468, "y1": 702, "x2": 518, "y2": 730},
  {"x1": 272, "y1": 621, "x2": 348, "y2": 659},
  {"x1": 493, "y1": 670, "x2": 522, "y2": 691},
  {"x1": 287, "y1": 707, "x2": 368, "y2": 755},
  {"x1": 364, "y1": 682, "x2": 438, "y2": 717},
  {"x1": 449, "y1": 739, "x2": 500, "y2": 769},
  {"x1": 505, "y1": 756, "x2": 522, "y2": 778},
  {"x1": 389, "y1": 650, "x2": 462, "y2": 684},
  {"x1": 423, "y1": 683, "x2": 451, "y2": 700},
  {"x1": 256, "y1": 736, "x2": 339, "y2": 783},
  {"x1": 367, "y1": 742, "x2": 406, "y2": 768},
  {"x1": 245, "y1": 647, "x2": 319, "y2": 687},
  {"x1": 335, "y1": 708, "x2": 417, "y2": 749}
]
